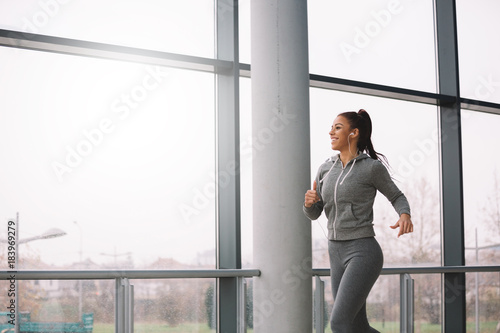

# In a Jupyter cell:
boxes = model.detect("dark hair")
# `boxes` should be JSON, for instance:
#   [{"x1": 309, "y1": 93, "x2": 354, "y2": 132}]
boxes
[{"x1": 338, "y1": 109, "x2": 388, "y2": 165}]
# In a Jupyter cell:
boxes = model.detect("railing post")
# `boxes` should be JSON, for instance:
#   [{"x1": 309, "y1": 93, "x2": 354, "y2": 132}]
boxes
[
  {"x1": 237, "y1": 277, "x2": 247, "y2": 333},
  {"x1": 115, "y1": 277, "x2": 134, "y2": 333},
  {"x1": 314, "y1": 276, "x2": 325, "y2": 333},
  {"x1": 400, "y1": 273, "x2": 414, "y2": 333},
  {"x1": 129, "y1": 281, "x2": 134, "y2": 333}
]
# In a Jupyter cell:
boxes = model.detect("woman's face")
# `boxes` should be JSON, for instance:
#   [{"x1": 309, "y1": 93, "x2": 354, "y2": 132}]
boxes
[{"x1": 329, "y1": 116, "x2": 352, "y2": 151}]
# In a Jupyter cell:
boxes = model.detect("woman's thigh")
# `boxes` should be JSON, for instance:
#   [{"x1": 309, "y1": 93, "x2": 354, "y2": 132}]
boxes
[{"x1": 329, "y1": 238, "x2": 383, "y2": 330}]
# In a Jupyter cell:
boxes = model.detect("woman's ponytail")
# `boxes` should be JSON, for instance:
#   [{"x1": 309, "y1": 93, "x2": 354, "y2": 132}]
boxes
[
  {"x1": 357, "y1": 109, "x2": 376, "y2": 159},
  {"x1": 339, "y1": 109, "x2": 388, "y2": 166}
]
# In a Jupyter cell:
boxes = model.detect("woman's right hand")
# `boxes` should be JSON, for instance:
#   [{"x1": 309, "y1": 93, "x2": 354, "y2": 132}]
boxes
[{"x1": 304, "y1": 181, "x2": 320, "y2": 208}]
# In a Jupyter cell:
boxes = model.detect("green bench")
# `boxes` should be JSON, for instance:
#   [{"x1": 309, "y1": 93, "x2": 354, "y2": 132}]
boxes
[{"x1": 0, "y1": 313, "x2": 93, "y2": 333}]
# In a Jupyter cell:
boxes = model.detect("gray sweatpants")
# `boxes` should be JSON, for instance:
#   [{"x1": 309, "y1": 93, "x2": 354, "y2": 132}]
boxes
[{"x1": 328, "y1": 237, "x2": 384, "y2": 333}]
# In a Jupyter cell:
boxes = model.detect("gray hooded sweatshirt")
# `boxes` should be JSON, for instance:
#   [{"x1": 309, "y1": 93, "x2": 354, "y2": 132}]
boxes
[{"x1": 303, "y1": 153, "x2": 411, "y2": 241}]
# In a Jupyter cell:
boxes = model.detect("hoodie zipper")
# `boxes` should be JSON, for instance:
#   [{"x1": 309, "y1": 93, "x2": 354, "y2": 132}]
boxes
[
  {"x1": 332, "y1": 165, "x2": 345, "y2": 239},
  {"x1": 332, "y1": 157, "x2": 357, "y2": 239}
]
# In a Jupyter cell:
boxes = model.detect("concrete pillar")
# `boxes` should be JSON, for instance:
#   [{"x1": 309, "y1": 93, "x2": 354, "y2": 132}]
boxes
[{"x1": 251, "y1": 1, "x2": 312, "y2": 332}]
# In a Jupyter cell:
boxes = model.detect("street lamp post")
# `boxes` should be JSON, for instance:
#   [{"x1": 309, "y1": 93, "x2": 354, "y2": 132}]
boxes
[
  {"x1": 3, "y1": 213, "x2": 67, "y2": 332},
  {"x1": 74, "y1": 221, "x2": 83, "y2": 320}
]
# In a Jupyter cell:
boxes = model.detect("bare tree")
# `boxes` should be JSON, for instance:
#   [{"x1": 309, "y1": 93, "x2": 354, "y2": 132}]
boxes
[
  {"x1": 374, "y1": 176, "x2": 442, "y2": 328},
  {"x1": 375, "y1": 176, "x2": 440, "y2": 265},
  {"x1": 480, "y1": 171, "x2": 500, "y2": 242},
  {"x1": 477, "y1": 171, "x2": 500, "y2": 329}
]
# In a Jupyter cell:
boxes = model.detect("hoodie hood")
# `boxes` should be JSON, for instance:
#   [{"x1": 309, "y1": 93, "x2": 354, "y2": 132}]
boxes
[{"x1": 328, "y1": 152, "x2": 371, "y2": 163}]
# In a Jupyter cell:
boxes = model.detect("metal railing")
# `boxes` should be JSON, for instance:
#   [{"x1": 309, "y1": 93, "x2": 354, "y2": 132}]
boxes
[
  {"x1": 312, "y1": 265, "x2": 500, "y2": 333},
  {"x1": 116, "y1": 278, "x2": 134, "y2": 333},
  {"x1": 400, "y1": 273, "x2": 414, "y2": 333},
  {"x1": 0, "y1": 269, "x2": 260, "y2": 280},
  {"x1": 2, "y1": 265, "x2": 500, "y2": 333},
  {"x1": 0, "y1": 269, "x2": 259, "y2": 333}
]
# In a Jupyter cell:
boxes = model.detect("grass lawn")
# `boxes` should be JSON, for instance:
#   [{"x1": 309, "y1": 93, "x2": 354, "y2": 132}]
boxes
[
  {"x1": 93, "y1": 323, "x2": 217, "y2": 333},
  {"x1": 93, "y1": 320, "x2": 499, "y2": 332},
  {"x1": 320, "y1": 321, "x2": 499, "y2": 333},
  {"x1": 93, "y1": 322, "x2": 256, "y2": 333}
]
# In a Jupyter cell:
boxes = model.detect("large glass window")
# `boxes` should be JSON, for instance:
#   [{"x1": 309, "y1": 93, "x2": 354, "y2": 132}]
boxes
[
  {"x1": 0, "y1": 1, "x2": 214, "y2": 58},
  {"x1": 309, "y1": 89, "x2": 441, "y2": 268},
  {"x1": 462, "y1": 110, "x2": 500, "y2": 266},
  {"x1": 457, "y1": 0, "x2": 500, "y2": 104},
  {"x1": 0, "y1": 47, "x2": 216, "y2": 270},
  {"x1": 1, "y1": 1, "x2": 499, "y2": 331},
  {"x1": 308, "y1": 0, "x2": 436, "y2": 92}
]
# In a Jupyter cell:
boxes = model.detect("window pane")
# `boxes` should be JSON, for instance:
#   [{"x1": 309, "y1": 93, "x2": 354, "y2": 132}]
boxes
[
  {"x1": 134, "y1": 279, "x2": 216, "y2": 332},
  {"x1": 413, "y1": 274, "x2": 442, "y2": 331},
  {"x1": 0, "y1": 0, "x2": 214, "y2": 58},
  {"x1": 466, "y1": 272, "x2": 500, "y2": 332},
  {"x1": 0, "y1": 47, "x2": 216, "y2": 269},
  {"x1": 308, "y1": 0, "x2": 436, "y2": 92},
  {"x1": 310, "y1": 88, "x2": 441, "y2": 268},
  {"x1": 457, "y1": 0, "x2": 500, "y2": 104},
  {"x1": 462, "y1": 110, "x2": 500, "y2": 265}
]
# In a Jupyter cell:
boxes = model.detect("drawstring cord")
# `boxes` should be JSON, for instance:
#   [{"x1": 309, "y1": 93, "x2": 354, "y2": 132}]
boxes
[
  {"x1": 340, "y1": 158, "x2": 356, "y2": 185},
  {"x1": 319, "y1": 157, "x2": 338, "y2": 184}
]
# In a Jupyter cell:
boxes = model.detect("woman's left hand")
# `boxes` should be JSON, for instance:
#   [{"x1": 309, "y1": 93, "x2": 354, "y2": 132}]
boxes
[{"x1": 390, "y1": 213, "x2": 413, "y2": 237}]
